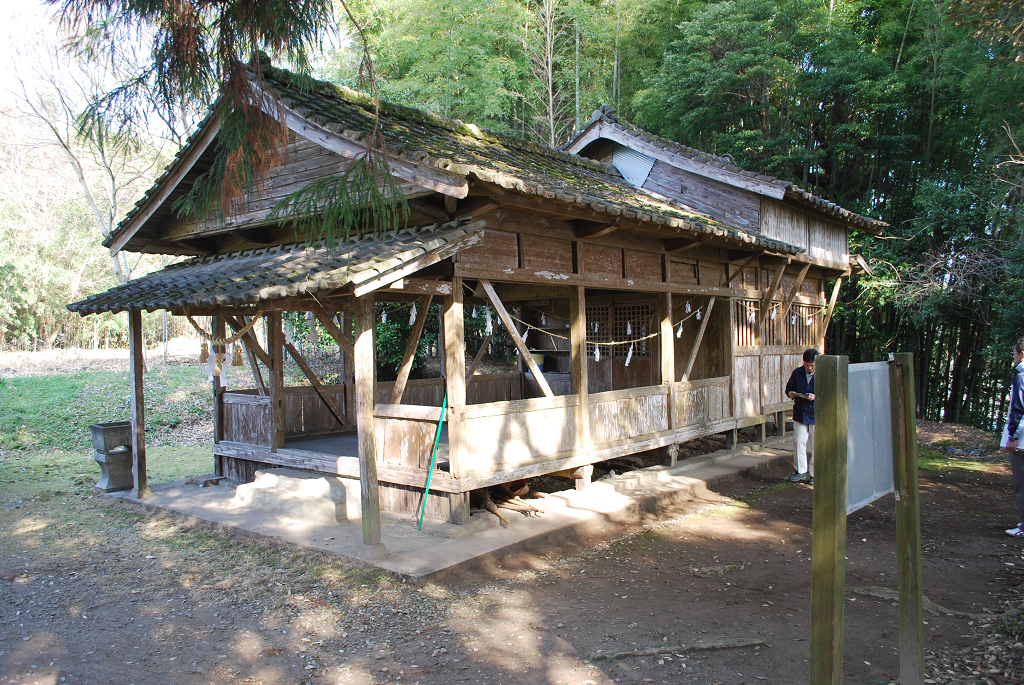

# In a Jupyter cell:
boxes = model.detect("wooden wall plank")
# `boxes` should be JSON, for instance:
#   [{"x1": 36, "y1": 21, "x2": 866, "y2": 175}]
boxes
[{"x1": 642, "y1": 160, "x2": 760, "y2": 230}]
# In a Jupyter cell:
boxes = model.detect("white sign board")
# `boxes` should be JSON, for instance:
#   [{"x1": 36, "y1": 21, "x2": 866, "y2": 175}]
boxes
[{"x1": 846, "y1": 362, "x2": 895, "y2": 514}]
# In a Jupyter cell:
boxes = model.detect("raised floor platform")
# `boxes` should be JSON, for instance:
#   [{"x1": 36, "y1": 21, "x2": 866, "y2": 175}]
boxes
[{"x1": 115, "y1": 436, "x2": 794, "y2": 585}]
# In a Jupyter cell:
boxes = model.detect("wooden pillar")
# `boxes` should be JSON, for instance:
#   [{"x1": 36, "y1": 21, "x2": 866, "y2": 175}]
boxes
[
  {"x1": 820, "y1": 278, "x2": 843, "y2": 352},
  {"x1": 574, "y1": 464, "x2": 593, "y2": 491},
  {"x1": 724, "y1": 428, "x2": 738, "y2": 450},
  {"x1": 889, "y1": 352, "x2": 925, "y2": 685},
  {"x1": 776, "y1": 410, "x2": 787, "y2": 437},
  {"x1": 659, "y1": 292, "x2": 674, "y2": 431},
  {"x1": 128, "y1": 310, "x2": 149, "y2": 498},
  {"x1": 267, "y1": 312, "x2": 286, "y2": 450},
  {"x1": 212, "y1": 317, "x2": 226, "y2": 445},
  {"x1": 570, "y1": 286, "x2": 590, "y2": 451},
  {"x1": 810, "y1": 354, "x2": 849, "y2": 685},
  {"x1": 355, "y1": 294, "x2": 385, "y2": 556},
  {"x1": 444, "y1": 277, "x2": 467, "y2": 478}
]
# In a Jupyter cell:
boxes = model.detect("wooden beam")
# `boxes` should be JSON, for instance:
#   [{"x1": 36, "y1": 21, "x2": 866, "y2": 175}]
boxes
[
  {"x1": 444, "y1": 277, "x2": 468, "y2": 477},
  {"x1": 820, "y1": 277, "x2": 843, "y2": 352},
  {"x1": 809, "y1": 354, "x2": 849, "y2": 685},
  {"x1": 384, "y1": 278, "x2": 455, "y2": 296},
  {"x1": 108, "y1": 117, "x2": 222, "y2": 253},
  {"x1": 390, "y1": 295, "x2": 432, "y2": 404},
  {"x1": 240, "y1": 332, "x2": 267, "y2": 396},
  {"x1": 311, "y1": 307, "x2": 355, "y2": 360},
  {"x1": 128, "y1": 309, "x2": 149, "y2": 498},
  {"x1": 408, "y1": 198, "x2": 451, "y2": 223},
  {"x1": 354, "y1": 294, "x2": 384, "y2": 551},
  {"x1": 284, "y1": 341, "x2": 345, "y2": 426},
  {"x1": 466, "y1": 334, "x2": 493, "y2": 386},
  {"x1": 267, "y1": 312, "x2": 286, "y2": 450},
  {"x1": 573, "y1": 220, "x2": 618, "y2": 239},
  {"x1": 570, "y1": 286, "x2": 590, "y2": 450},
  {"x1": 889, "y1": 352, "x2": 925, "y2": 685},
  {"x1": 444, "y1": 195, "x2": 458, "y2": 214},
  {"x1": 681, "y1": 297, "x2": 716, "y2": 382},
  {"x1": 351, "y1": 220, "x2": 486, "y2": 296},
  {"x1": 225, "y1": 316, "x2": 273, "y2": 368},
  {"x1": 777, "y1": 262, "x2": 811, "y2": 340},
  {"x1": 478, "y1": 279, "x2": 554, "y2": 398},
  {"x1": 723, "y1": 253, "x2": 760, "y2": 286},
  {"x1": 662, "y1": 237, "x2": 701, "y2": 253},
  {"x1": 758, "y1": 259, "x2": 789, "y2": 329}
]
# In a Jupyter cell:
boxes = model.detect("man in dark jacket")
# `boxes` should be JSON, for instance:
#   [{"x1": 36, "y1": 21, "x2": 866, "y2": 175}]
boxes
[
  {"x1": 785, "y1": 349, "x2": 817, "y2": 483},
  {"x1": 1005, "y1": 338, "x2": 1024, "y2": 537}
]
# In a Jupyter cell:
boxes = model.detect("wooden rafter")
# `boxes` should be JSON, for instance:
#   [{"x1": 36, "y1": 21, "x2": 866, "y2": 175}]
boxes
[
  {"x1": 390, "y1": 295, "x2": 433, "y2": 404},
  {"x1": 478, "y1": 279, "x2": 554, "y2": 398},
  {"x1": 284, "y1": 342, "x2": 345, "y2": 426},
  {"x1": 663, "y1": 237, "x2": 701, "y2": 253},
  {"x1": 681, "y1": 296, "x2": 716, "y2": 382}
]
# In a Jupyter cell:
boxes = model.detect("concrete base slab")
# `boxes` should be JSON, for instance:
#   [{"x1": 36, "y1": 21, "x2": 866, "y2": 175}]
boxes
[{"x1": 111, "y1": 438, "x2": 795, "y2": 585}]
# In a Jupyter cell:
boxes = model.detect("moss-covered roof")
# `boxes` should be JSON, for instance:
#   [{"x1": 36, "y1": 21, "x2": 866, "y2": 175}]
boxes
[{"x1": 106, "y1": 59, "x2": 805, "y2": 256}]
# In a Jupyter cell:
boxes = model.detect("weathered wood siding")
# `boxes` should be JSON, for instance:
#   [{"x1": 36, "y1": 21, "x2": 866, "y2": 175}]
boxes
[
  {"x1": 733, "y1": 354, "x2": 761, "y2": 418},
  {"x1": 222, "y1": 392, "x2": 272, "y2": 446},
  {"x1": 588, "y1": 386, "x2": 669, "y2": 444},
  {"x1": 462, "y1": 396, "x2": 579, "y2": 474},
  {"x1": 642, "y1": 160, "x2": 760, "y2": 230},
  {"x1": 376, "y1": 417, "x2": 437, "y2": 469},
  {"x1": 670, "y1": 376, "x2": 730, "y2": 428},
  {"x1": 760, "y1": 198, "x2": 849, "y2": 266}
]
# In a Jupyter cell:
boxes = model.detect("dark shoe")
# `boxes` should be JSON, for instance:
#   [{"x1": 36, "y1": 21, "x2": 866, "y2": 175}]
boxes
[{"x1": 789, "y1": 472, "x2": 809, "y2": 482}]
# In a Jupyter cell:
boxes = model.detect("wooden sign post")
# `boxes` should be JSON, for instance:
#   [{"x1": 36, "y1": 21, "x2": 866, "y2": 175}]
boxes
[
  {"x1": 810, "y1": 354, "x2": 848, "y2": 685},
  {"x1": 809, "y1": 353, "x2": 923, "y2": 685}
]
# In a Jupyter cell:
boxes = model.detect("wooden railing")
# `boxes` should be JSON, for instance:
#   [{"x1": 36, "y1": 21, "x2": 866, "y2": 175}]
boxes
[{"x1": 222, "y1": 391, "x2": 271, "y2": 446}]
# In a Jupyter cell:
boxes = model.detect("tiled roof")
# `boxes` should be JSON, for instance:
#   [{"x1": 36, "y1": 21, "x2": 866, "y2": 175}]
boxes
[
  {"x1": 72, "y1": 220, "x2": 481, "y2": 315},
  {"x1": 576, "y1": 106, "x2": 887, "y2": 233},
  {"x1": 105, "y1": 58, "x2": 805, "y2": 256}
]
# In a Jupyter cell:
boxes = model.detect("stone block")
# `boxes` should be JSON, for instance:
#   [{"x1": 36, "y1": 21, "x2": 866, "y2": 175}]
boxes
[
  {"x1": 232, "y1": 468, "x2": 359, "y2": 523},
  {"x1": 94, "y1": 447, "x2": 133, "y2": 492}
]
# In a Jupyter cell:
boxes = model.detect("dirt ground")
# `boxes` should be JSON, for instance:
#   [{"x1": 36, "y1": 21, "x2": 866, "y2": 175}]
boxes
[{"x1": 3, "y1": 417, "x2": 1024, "y2": 685}]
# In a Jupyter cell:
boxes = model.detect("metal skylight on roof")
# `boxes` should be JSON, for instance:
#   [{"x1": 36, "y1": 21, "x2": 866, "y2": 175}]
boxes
[{"x1": 610, "y1": 143, "x2": 655, "y2": 187}]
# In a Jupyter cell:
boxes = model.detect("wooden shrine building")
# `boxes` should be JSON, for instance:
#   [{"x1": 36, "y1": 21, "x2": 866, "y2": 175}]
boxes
[{"x1": 68, "y1": 61, "x2": 883, "y2": 550}]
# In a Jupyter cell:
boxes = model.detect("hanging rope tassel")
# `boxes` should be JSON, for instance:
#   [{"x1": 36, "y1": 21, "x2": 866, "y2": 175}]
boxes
[
  {"x1": 231, "y1": 343, "x2": 244, "y2": 367},
  {"x1": 199, "y1": 341, "x2": 209, "y2": 364}
]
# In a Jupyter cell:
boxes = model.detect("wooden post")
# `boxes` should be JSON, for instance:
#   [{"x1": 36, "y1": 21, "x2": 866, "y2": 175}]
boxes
[
  {"x1": 573, "y1": 464, "x2": 593, "y2": 491},
  {"x1": 889, "y1": 352, "x2": 925, "y2": 685},
  {"x1": 267, "y1": 312, "x2": 286, "y2": 450},
  {"x1": 212, "y1": 316, "x2": 225, "y2": 445},
  {"x1": 128, "y1": 310, "x2": 149, "y2": 499},
  {"x1": 570, "y1": 286, "x2": 590, "y2": 450},
  {"x1": 659, "y1": 292, "x2": 674, "y2": 385},
  {"x1": 810, "y1": 354, "x2": 849, "y2": 685},
  {"x1": 355, "y1": 294, "x2": 385, "y2": 557},
  {"x1": 820, "y1": 278, "x2": 843, "y2": 351},
  {"x1": 444, "y1": 277, "x2": 467, "y2": 478}
]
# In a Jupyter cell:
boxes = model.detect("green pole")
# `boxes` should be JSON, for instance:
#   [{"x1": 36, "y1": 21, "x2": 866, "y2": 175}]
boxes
[{"x1": 418, "y1": 391, "x2": 448, "y2": 531}]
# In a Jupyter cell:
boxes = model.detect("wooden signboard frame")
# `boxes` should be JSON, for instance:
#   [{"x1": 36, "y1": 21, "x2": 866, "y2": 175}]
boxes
[{"x1": 809, "y1": 353, "x2": 923, "y2": 685}]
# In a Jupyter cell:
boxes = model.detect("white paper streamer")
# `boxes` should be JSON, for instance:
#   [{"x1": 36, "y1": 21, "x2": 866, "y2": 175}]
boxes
[
  {"x1": 541, "y1": 313, "x2": 546, "y2": 325},
  {"x1": 485, "y1": 310, "x2": 493, "y2": 335},
  {"x1": 626, "y1": 321, "x2": 632, "y2": 335},
  {"x1": 409, "y1": 303, "x2": 418, "y2": 326},
  {"x1": 472, "y1": 307, "x2": 477, "y2": 318},
  {"x1": 806, "y1": 316, "x2": 813, "y2": 326},
  {"x1": 685, "y1": 301, "x2": 691, "y2": 313},
  {"x1": 522, "y1": 328, "x2": 529, "y2": 343},
  {"x1": 625, "y1": 342, "x2": 634, "y2": 367},
  {"x1": 594, "y1": 345, "x2": 600, "y2": 362},
  {"x1": 676, "y1": 321, "x2": 684, "y2": 338},
  {"x1": 770, "y1": 309, "x2": 776, "y2": 321},
  {"x1": 748, "y1": 311, "x2": 756, "y2": 324},
  {"x1": 696, "y1": 309, "x2": 702, "y2": 321},
  {"x1": 791, "y1": 314, "x2": 797, "y2": 325},
  {"x1": 381, "y1": 310, "x2": 387, "y2": 323}
]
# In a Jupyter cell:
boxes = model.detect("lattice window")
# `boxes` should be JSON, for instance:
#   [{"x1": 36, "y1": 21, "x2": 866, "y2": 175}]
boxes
[
  {"x1": 613, "y1": 304, "x2": 651, "y2": 357},
  {"x1": 734, "y1": 299, "x2": 759, "y2": 347},
  {"x1": 585, "y1": 305, "x2": 610, "y2": 356},
  {"x1": 784, "y1": 304, "x2": 820, "y2": 346}
]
